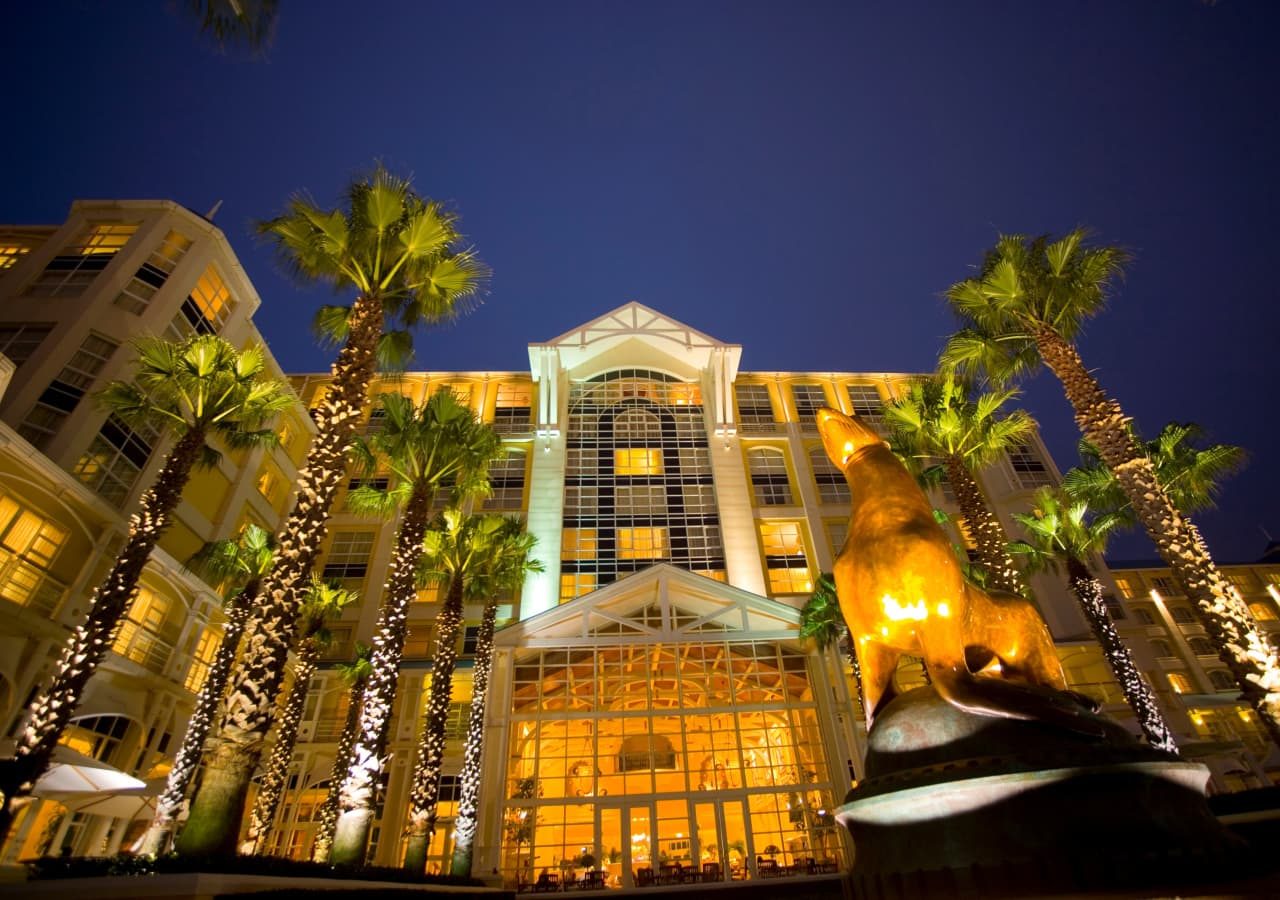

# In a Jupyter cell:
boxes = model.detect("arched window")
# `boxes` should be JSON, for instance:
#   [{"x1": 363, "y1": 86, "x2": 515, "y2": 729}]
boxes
[
  {"x1": 808, "y1": 447, "x2": 850, "y2": 505},
  {"x1": 1208, "y1": 670, "x2": 1236, "y2": 691},
  {"x1": 62, "y1": 714, "x2": 132, "y2": 763},
  {"x1": 1188, "y1": 637, "x2": 1215, "y2": 656},
  {"x1": 1166, "y1": 672, "x2": 1192, "y2": 694},
  {"x1": 1149, "y1": 640, "x2": 1174, "y2": 659},
  {"x1": 748, "y1": 449, "x2": 792, "y2": 506}
]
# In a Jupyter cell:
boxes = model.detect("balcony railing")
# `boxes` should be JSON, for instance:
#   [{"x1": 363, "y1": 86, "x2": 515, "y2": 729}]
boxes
[
  {"x1": 0, "y1": 548, "x2": 68, "y2": 616},
  {"x1": 112, "y1": 621, "x2": 175, "y2": 674}
]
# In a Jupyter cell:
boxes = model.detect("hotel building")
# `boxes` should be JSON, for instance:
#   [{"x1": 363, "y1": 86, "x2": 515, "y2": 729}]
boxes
[{"x1": 0, "y1": 203, "x2": 1274, "y2": 887}]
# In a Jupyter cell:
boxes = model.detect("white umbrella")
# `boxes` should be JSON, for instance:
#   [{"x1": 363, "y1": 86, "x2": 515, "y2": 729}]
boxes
[
  {"x1": 60, "y1": 779, "x2": 164, "y2": 820},
  {"x1": 31, "y1": 746, "x2": 147, "y2": 800}
]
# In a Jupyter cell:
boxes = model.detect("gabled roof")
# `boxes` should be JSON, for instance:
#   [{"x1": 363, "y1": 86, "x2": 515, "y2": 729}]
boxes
[
  {"x1": 496, "y1": 563, "x2": 800, "y2": 648},
  {"x1": 528, "y1": 301, "x2": 741, "y2": 382}
]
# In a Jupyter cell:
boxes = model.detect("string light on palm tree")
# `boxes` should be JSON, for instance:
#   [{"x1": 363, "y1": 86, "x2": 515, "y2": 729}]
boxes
[
  {"x1": 0, "y1": 336, "x2": 290, "y2": 838},
  {"x1": 179, "y1": 165, "x2": 487, "y2": 857},
  {"x1": 311, "y1": 643, "x2": 373, "y2": 864},
  {"x1": 941, "y1": 229, "x2": 1280, "y2": 747},
  {"x1": 241, "y1": 576, "x2": 358, "y2": 855},
  {"x1": 1009, "y1": 489, "x2": 1179, "y2": 753},
  {"x1": 141, "y1": 524, "x2": 277, "y2": 856}
]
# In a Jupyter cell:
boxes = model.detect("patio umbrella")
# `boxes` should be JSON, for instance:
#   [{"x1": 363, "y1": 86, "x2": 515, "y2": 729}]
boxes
[
  {"x1": 60, "y1": 779, "x2": 164, "y2": 820},
  {"x1": 31, "y1": 746, "x2": 147, "y2": 800}
]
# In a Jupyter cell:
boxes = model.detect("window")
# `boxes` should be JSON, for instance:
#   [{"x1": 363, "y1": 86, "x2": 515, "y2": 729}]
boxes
[
  {"x1": 1134, "y1": 608, "x2": 1155, "y2": 625},
  {"x1": 1170, "y1": 607, "x2": 1196, "y2": 625},
  {"x1": 1208, "y1": 670, "x2": 1236, "y2": 691},
  {"x1": 748, "y1": 449, "x2": 792, "y2": 506},
  {"x1": 322, "y1": 531, "x2": 375, "y2": 587},
  {"x1": 1007, "y1": 442, "x2": 1053, "y2": 489},
  {"x1": 0, "y1": 323, "x2": 54, "y2": 368},
  {"x1": 735, "y1": 384, "x2": 776, "y2": 433},
  {"x1": 1227, "y1": 573, "x2": 1255, "y2": 592},
  {"x1": 615, "y1": 448, "x2": 663, "y2": 475},
  {"x1": 1103, "y1": 595, "x2": 1126, "y2": 621},
  {"x1": 365, "y1": 406, "x2": 386, "y2": 435},
  {"x1": 73, "y1": 415, "x2": 161, "y2": 507},
  {"x1": 616, "y1": 484, "x2": 667, "y2": 516},
  {"x1": 1166, "y1": 672, "x2": 1192, "y2": 694},
  {"x1": 167, "y1": 264, "x2": 234, "y2": 338},
  {"x1": 494, "y1": 383, "x2": 532, "y2": 434},
  {"x1": 18, "y1": 332, "x2": 118, "y2": 449},
  {"x1": 257, "y1": 465, "x2": 286, "y2": 506},
  {"x1": 433, "y1": 383, "x2": 472, "y2": 406},
  {"x1": 1113, "y1": 577, "x2": 1135, "y2": 599},
  {"x1": 462, "y1": 626, "x2": 481, "y2": 656},
  {"x1": 791, "y1": 384, "x2": 826, "y2": 430},
  {"x1": 483, "y1": 449, "x2": 526, "y2": 511},
  {"x1": 444, "y1": 702, "x2": 470, "y2": 743},
  {"x1": 1249, "y1": 602, "x2": 1278, "y2": 622},
  {"x1": 617, "y1": 527, "x2": 669, "y2": 560},
  {"x1": 825, "y1": 519, "x2": 848, "y2": 556},
  {"x1": 560, "y1": 572, "x2": 596, "y2": 601},
  {"x1": 60, "y1": 714, "x2": 131, "y2": 763},
  {"x1": 114, "y1": 229, "x2": 193, "y2": 314},
  {"x1": 760, "y1": 522, "x2": 810, "y2": 595},
  {"x1": 113, "y1": 585, "x2": 180, "y2": 672},
  {"x1": 561, "y1": 528, "x2": 597, "y2": 561},
  {"x1": 809, "y1": 446, "x2": 850, "y2": 505},
  {"x1": 23, "y1": 222, "x2": 138, "y2": 297},
  {"x1": 1151, "y1": 577, "x2": 1177, "y2": 593},
  {"x1": 846, "y1": 385, "x2": 885, "y2": 431},
  {"x1": 1188, "y1": 637, "x2": 1215, "y2": 656},
  {"x1": 185, "y1": 627, "x2": 220, "y2": 693},
  {"x1": 0, "y1": 230, "x2": 49, "y2": 270},
  {"x1": 0, "y1": 494, "x2": 68, "y2": 612},
  {"x1": 1149, "y1": 640, "x2": 1174, "y2": 659}
]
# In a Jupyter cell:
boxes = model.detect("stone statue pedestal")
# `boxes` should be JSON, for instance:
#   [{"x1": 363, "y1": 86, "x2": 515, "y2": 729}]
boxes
[{"x1": 835, "y1": 687, "x2": 1255, "y2": 899}]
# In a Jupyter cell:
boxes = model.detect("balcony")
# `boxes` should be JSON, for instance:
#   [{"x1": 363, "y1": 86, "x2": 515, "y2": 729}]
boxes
[{"x1": 0, "y1": 548, "x2": 68, "y2": 616}]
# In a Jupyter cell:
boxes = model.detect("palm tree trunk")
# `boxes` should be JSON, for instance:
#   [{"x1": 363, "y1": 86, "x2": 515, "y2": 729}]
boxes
[
  {"x1": 178, "y1": 293, "x2": 384, "y2": 857},
  {"x1": 0, "y1": 428, "x2": 206, "y2": 838},
  {"x1": 1064, "y1": 558, "x2": 1179, "y2": 754},
  {"x1": 141, "y1": 582, "x2": 257, "y2": 856},
  {"x1": 1034, "y1": 326, "x2": 1280, "y2": 747},
  {"x1": 241, "y1": 643, "x2": 320, "y2": 856},
  {"x1": 449, "y1": 598, "x2": 498, "y2": 877},
  {"x1": 311, "y1": 673, "x2": 368, "y2": 864},
  {"x1": 944, "y1": 455, "x2": 1029, "y2": 597},
  {"x1": 329, "y1": 485, "x2": 434, "y2": 866},
  {"x1": 403, "y1": 575, "x2": 464, "y2": 875}
]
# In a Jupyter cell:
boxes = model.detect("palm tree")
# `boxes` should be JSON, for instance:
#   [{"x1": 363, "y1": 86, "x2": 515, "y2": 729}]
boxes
[
  {"x1": 402, "y1": 511, "x2": 512, "y2": 875},
  {"x1": 179, "y1": 167, "x2": 487, "y2": 857},
  {"x1": 884, "y1": 374, "x2": 1034, "y2": 597},
  {"x1": 450, "y1": 521, "x2": 541, "y2": 877},
  {"x1": 188, "y1": 0, "x2": 279, "y2": 54},
  {"x1": 327, "y1": 392, "x2": 501, "y2": 865},
  {"x1": 800, "y1": 573, "x2": 862, "y2": 695},
  {"x1": 0, "y1": 336, "x2": 289, "y2": 833},
  {"x1": 141, "y1": 524, "x2": 277, "y2": 856},
  {"x1": 1064, "y1": 422, "x2": 1247, "y2": 531},
  {"x1": 311, "y1": 644, "x2": 373, "y2": 863},
  {"x1": 1009, "y1": 489, "x2": 1179, "y2": 753},
  {"x1": 941, "y1": 230, "x2": 1280, "y2": 747},
  {"x1": 241, "y1": 577, "x2": 357, "y2": 855}
]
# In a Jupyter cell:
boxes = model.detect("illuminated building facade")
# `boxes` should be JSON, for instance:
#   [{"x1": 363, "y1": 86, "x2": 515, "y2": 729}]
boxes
[{"x1": 0, "y1": 205, "x2": 1274, "y2": 885}]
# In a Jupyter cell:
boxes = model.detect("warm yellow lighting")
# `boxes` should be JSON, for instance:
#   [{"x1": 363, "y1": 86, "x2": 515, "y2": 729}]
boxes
[
  {"x1": 1239, "y1": 709, "x2": 1253, "y2": 723},
  {"x1": 937, "y1": 602, "x2": 951, "y2": 618},
  {"x1": 614, "y1": 448, "x2": 663, "y2": 475},
  {"x1": 841, "y1": 440, "x2": 855, "y2": 465},
  {"x1": 881, "y1": 594, "x2": 928, "y2": 621},
  {"x1": 618, "y1": 526, "x2": 669, "y2": 559},
  {"x1": 1190, "y1": 712, "x2": 1204, "y2": 726}
]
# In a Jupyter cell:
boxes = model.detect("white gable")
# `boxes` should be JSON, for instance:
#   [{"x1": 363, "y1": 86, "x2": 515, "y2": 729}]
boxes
[{"x1": 497, "y1": 564, "x2": 801, "y2": 648}]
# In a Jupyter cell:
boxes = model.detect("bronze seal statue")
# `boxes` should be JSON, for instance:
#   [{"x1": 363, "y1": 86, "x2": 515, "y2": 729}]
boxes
[{"x1": 815, "y1": 407, "x2": 1100, "y2": 736}]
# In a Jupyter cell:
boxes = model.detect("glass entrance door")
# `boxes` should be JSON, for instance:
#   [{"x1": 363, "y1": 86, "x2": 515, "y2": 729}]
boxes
[
  {"x1": 598, "y1": 805, "x2": 623, "y2": 889},
  {"x1": 628, "y1": 804, "x2": 653, "y2": 887}
]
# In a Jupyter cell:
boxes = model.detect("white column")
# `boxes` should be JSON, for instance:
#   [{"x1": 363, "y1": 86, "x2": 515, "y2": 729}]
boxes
[{"x1": 522, "y1": 349, "x2": 566, "y2": 619}]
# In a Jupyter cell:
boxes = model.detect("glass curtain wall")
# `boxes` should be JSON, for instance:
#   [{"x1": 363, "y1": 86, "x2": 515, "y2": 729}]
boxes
[{"x1": 500, "y1": 639, "x2": 846, "y2": 889}]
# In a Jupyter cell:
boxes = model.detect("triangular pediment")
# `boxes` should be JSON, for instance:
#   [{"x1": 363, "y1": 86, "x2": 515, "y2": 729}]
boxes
[
  {"x1": 496, "y1": 564, "x2": 800, "y2": 648},
  {"x1": 529, "y1": 302, "x2": 741, "y2": 383}
]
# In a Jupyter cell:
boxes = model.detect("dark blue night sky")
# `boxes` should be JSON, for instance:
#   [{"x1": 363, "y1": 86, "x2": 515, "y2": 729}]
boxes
[{"x1": 2, "y1": 1, "x2": 1277, "y2": 562}]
